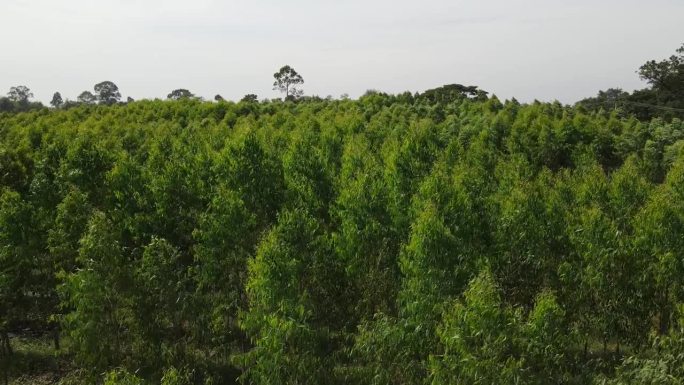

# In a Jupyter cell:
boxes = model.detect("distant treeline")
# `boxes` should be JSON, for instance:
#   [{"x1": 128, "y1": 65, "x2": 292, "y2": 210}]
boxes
[
  {"x1": 577, "y1": 44, "x2": 684, "y2": 121},
  {"x1": 2, "y1": 44, "x2": 683, "y2": 122}
]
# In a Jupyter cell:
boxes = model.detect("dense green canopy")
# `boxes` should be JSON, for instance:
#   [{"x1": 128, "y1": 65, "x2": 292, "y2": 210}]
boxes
[{"x1": 1, "y1": 89, "x2": 684, "y2": 384}]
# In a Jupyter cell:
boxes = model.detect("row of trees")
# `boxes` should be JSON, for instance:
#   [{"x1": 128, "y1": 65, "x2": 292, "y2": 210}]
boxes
[
  {"x1": 5, "y1": 41, "x2": 682, "y2": 120},
  {"x1": 0, "y1": 81, "x2": 128, "y2": 113},
  {"x1": 1, "y1": 65, "x2": 307, "y2": 113},
  {"x1": 1, "y1": 81, "x2": 684, "y2": 384},
  {"x1": 578, "y1": 43, "x2": 684, "y2": 121}
]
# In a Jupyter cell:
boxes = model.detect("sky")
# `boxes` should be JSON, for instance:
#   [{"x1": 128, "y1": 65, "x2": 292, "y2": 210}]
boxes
[{"x1": 1, "y1": 0, "x2": 683, "y2": 104}]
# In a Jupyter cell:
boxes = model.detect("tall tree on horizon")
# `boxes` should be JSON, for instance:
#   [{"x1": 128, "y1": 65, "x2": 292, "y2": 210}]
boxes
[
  {"x1": 167, "y1": 89, "x2": 195, "y2": 100},
  {"x1": 273, "y1": 65, "x2": 304, "y2": 100},
  {"x1": 94, "y1": 81, "x2": 121, "y2": 105},
  {"x1": 50, "y1": 92, "x2": 63, "y2": 108},
  {"x1": 7, "y1": 86, "x2": 33, "y2": 104},
  {"x1": 77, "y1": 91, "x2": 97, "y2": 104}
]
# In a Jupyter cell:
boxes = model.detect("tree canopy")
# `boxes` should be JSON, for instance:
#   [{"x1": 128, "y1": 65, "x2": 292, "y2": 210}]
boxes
[
  {"x1": 50, "y1": 92, "x2": 63, "y2": 108},
  {"x1": 273, "y1": 65, "x2": 304, "y2": 100},
  {"x1": 167, "y1": 89, "x2": 195, "y2": 100},
  {"x1": 77, "y1": 91, "x2": 97, "y2": 104},
  {"x1": 94, "y1": 81, "x2": 122, "y2": 105},
  {"x1": 7, "y1": 86, "x2": 33, "y2": 103}
]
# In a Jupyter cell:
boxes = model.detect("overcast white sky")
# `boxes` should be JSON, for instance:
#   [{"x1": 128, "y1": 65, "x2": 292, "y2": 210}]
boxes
[{"x1": 1, "y1": 0, "x2": 682, "y2": 104}]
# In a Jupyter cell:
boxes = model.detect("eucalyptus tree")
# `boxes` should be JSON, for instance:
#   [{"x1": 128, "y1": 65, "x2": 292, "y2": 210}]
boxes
[
  {"x1": 50, "y1": 92, "x2": 63, "y2": 108},
  {"x1": 7, "y1": 85, "x2": 32, "y2": 103},
  {"x1": 273, "y1": 65, "x2": 304, "y2": 100},
  {"x1": 238, "y1": 209, "x2": 346, "y2": 385},
  {"x1": 94, "y1": 81, "x2": 121, "y2": 105},
  {"x1": 60, "y1": 211, "x2": 132, "y2": 372},
  {"x1": 167, "y1": 89, "x2": 195, "y2": 100}
]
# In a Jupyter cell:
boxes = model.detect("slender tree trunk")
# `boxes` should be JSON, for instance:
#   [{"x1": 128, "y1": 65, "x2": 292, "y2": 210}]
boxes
[
  {"x1": 53, "y1": 327, "x2": 60, "y2": 351},
  {"x1": 0, "y1": 331, "x2": 11, "y2": 356},
  {"x1": 1, "y1": 330, "x2": 11, "y2": 385},
  {"x1": 660, "y1": 286, "x2": 670, "y2": 335}
]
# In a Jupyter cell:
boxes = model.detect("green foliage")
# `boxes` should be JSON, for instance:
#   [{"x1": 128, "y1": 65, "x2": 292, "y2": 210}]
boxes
[
  {"x1": 60, "y1": 211, "x2": 131, "y2": 371},
  {"x1": 48, "y1": 188, "x2": 92, "y2": 274},
  {"x1": 214, "y1": 132, "x2": 284, "y2": 225},
  {"x1": 282, "y1": 127, "x2": 335, "y2": 220},
  {"x1": 0, "y1": 189, "x2": 49, "y2": 331},
  {"x1": 431, "y1": 270, "x2": 525, "y2": 385},
  {"x1": 598, "y1": 308, "x2": 684, "y2": 385},
  {"x1": 237, "y1": 208, "x2": 345, "y2": 385},
  {"x1": 524, "y1": 291, "x2": 572, "y2": 384},
  {"x1": 161, "y1": 367, "x2": 192, "y2": 385},
  {"x1": 192, "y1": 187, "x2": 255, "y2": 361},
  {"x1": 347, "y1": 315, "x2": 426, "y2": 385},
  {"x1": 335, "y1": 134, "x2": 400, "y2": 319},
  {"x1": 0, "y1": 87, "x2": 683, "y2": 384},
  {"x1": 133, "y1": 238, "x2": 191, "y2": 371},
  {"x1": 103, "y1": 369, "x2": 145, "y2": 385},
  {"x1": 432, "y1": 271, "x2": 571, "y2": 385}
]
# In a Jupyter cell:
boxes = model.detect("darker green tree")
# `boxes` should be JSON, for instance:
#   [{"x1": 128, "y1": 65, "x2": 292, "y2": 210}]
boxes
[
  {"x1": 273, "y1": 65, "x2": 304, "y2": 100},
  {"x1": 240, "y1": 94, "x2": 258, "y2": 103},
  {"x1": 638, "y1": 44, "x2": 684, "y2": 92},
  {"x1": 167, "y1": 89, "x2": 195, "y2": 100},
  {"x1": 50, "y1": 92, "x2": 63, "y2": 108},
  {"x1": 94, "y1": 81, "x2": 121, "y2": 105},
  {"x1": 77, "y1": 91, "x2": 97, "y2": 104},
  {"x1": 7, "y1": 86, "x2": 33, "y2": 104}
]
